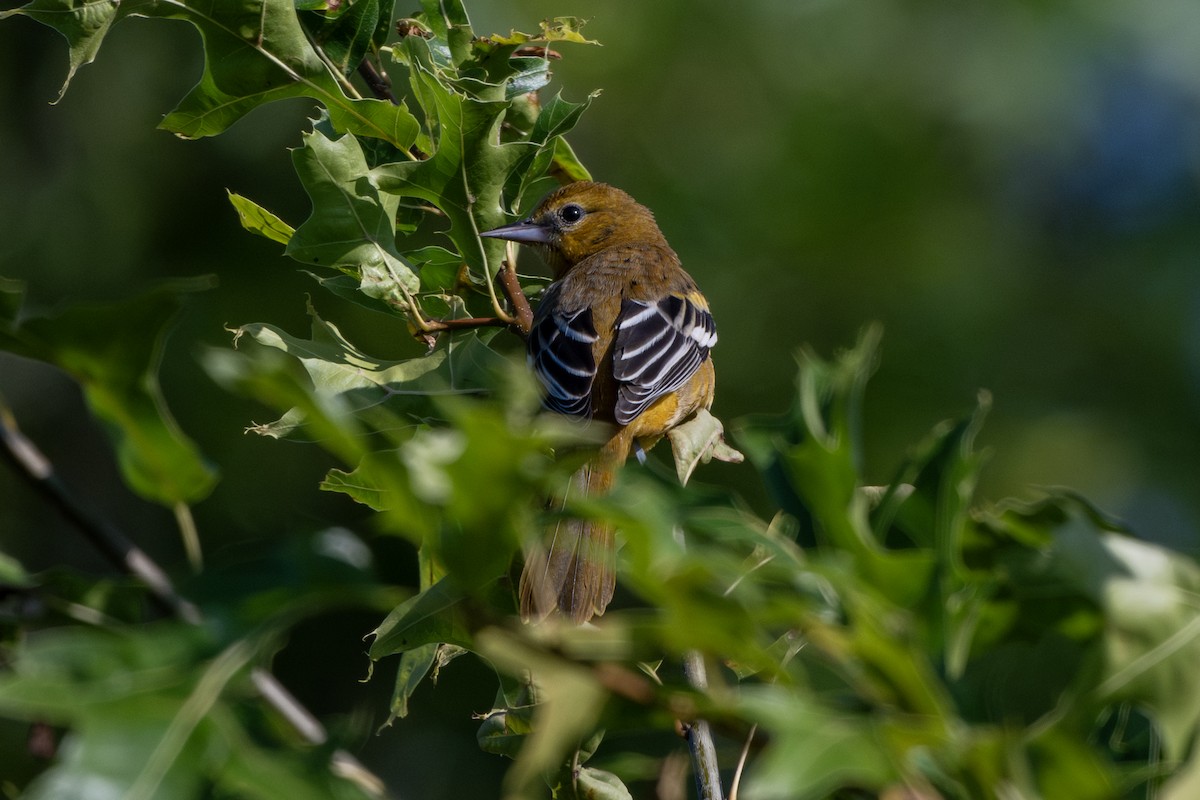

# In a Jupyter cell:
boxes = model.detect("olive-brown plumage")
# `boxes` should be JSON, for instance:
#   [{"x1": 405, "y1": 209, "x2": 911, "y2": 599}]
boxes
[{"x1": 482, "y1": 182, "x2": 716, "y2": 622}]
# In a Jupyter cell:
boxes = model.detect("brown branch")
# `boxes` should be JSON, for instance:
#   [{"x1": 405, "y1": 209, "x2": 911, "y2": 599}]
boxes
[
  {"x1": 419, "y1": 315, "x2": 513, "y2": 334},
  {"x1": 357, "y1": 59, "x2": 397, "y2": 105},
  {"x1": 498, "y1": 260, "x2": 534, "y2": 336},
  {"x1": 412, "y1": 256, "x2": 534, "y2": 341}
]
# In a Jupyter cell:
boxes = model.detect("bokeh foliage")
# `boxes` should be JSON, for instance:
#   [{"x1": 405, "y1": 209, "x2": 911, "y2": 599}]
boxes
[{"x1": 2, "y1": 0, "x2": 1200, "y2": 798}]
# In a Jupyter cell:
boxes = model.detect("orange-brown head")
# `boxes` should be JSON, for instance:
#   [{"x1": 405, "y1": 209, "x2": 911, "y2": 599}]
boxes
[{"x1": 481, "y1": 182, "x2": 668, "y2": 277}]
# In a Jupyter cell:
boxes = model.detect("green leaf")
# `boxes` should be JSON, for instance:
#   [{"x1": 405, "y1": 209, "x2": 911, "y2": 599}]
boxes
[
  {"x1": 211, "y1": 702, "x2": 374, "y2": 800},
  {"x1": 738, "y1": 325, "x2": 938, "y2": 608},
  {"x1": 476, "y1": 680, "x2": 538, "y2": 758},
  {"x1": 320, "y1": 451, "x2": 440, "y2": 541},
  {"x1": 298, "y1": 0, "x2": 390, "y2": 77},
  {"x1": 230, "y1": 300, "x2": 507, "y2": 438},
  {"x1": 2, "y1": 0, "x2": 419, "y2": 148},
  {"x1": 413, "y1": 0, "x2": 472, "y2": 67},
  {"x1": 369, "y1": 577, "x2": 472, "y2": 659},
  {"x1": 475, "y1": 627, "x2": 608, "y2": 799},
  {"x1": 320, "y1": 457, "x2": 392, "y2": 512},
  {"x1": 0, "y1": 0, "x2": 127, "y2": 103},
  {"x1": 376, "y1": 41, "x2": 594, "y2": 282},
  {"x1": 388, "y1": 642, "x2": 438, "y2": 721},
  {"x1": 0, "y1": 279, "x2": 218, "y2": 506},
  {"x1": 486, "y1": 16, "x2": 600, "y2": 47},
  {"x1": 502, "y1": 91, "x2": 595, "y2": 214},
  {"x1": 0, "y1": 624, "x2": 373, "y2": 800},
  {"x1": 574, "y1": 767, "x2": 633, "y2": 800},
  {"x1": 739, "y1": 685, "x2": 897, "y2": 800},
  {"x1": 376, "y1": 37, "x2": 524, "y2": 280},
  {"x1": 870, "y1": 393, "x2": 992, "y2": 674},
  {"x1": 551, "y1": 136, "x2": 592, "y2": 183},
  {"x1": 227, "y1": 191, "x2": 295, "y2": 245},
  {"x1": 287, "y1": 128, "x2": 421, "y2": 311},
  {"x1": 1164, "y1": 743, "x2": 1200, "y2": 800},
  {"x1": 0, "y1": 549, "x2": 34, "y2": 588}
]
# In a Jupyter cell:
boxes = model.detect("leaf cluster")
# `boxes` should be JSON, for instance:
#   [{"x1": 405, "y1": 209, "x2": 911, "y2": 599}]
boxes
[{"x1": 2, "y1": 0, "x2": 1200, "y2": 798}]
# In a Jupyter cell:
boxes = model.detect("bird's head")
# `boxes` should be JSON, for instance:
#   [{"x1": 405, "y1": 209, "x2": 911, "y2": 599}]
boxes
[{"x1": 481, "y1": 181, "x2": 667, "y2": 276}]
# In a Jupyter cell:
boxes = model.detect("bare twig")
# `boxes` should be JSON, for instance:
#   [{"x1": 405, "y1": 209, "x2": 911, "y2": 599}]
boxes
[
  {"x1": 728, "y1": 723, "x2": 757, "y2": 800},
  {"x1": 0, "y1": 401, "x2": 202, "y2": 625},
  {"x1": 498, "y1": 249, "x2": 534, "y2": 337},
  {"x1": 174, "y1": 501, "x2": 202, "y2": 572},
  {"x1": 358, "y1": 59, "x2": 398, "y2": 105},
  {"x1": 682, "y1": 651, "x2": 724, "y2": 800},
  {"x1": 0, "y1": 398, "x2": 392, "y2": 799},
  {"x1": 410, "y1": 247, "x2": 534, "y2": 340},
  {"x1": 419, "y1": 315, "x2": 513, "y2": 334}
]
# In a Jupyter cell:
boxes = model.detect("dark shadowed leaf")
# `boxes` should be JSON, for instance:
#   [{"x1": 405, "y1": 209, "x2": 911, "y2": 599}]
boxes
[{"x1": 0, "y1": 279, "x2": 218, "y2": 506}]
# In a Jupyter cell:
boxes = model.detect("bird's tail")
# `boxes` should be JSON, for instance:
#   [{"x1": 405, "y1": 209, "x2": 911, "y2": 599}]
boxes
[{"x1": 520, "y1": 436, "x2": 629, "y2": 623}]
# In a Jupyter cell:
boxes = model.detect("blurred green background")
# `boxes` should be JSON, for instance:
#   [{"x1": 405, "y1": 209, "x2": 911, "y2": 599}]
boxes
[{"x1": 2, "y1": 0, "x2": 1199, "y2": 794}]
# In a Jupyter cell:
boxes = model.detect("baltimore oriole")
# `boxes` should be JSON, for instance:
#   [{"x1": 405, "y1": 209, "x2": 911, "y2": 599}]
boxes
[{"x1": 482, "y1": 181, "x2": 717, "y2": 623}]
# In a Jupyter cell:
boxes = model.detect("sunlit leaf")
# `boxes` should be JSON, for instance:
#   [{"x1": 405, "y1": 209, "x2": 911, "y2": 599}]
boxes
[
  {"x1": 287, "y1": 128, "x2": 421, "y2": 311},
  {"x1": 229, "y1": 300, "x2": 506, "y2": 437},
  {"x1": 376, "y1": 41, "x2": 594, "y2": 282},
  {"x1": 486, "y1": 16, "x2": 600, "y2": 47},
  {"x1": 2, "y1": 0, "x2": 420, "y2": 147},
  {"x1": 227, "y1": 191, "x2": 296, "y2": 245}
]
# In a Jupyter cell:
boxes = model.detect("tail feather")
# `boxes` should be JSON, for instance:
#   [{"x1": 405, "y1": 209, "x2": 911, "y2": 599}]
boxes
[{"x1": 520, "y1": 460, "x2": 618, "y2": 623}]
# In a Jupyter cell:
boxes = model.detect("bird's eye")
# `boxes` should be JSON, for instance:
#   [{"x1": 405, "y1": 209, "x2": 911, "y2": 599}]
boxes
[{"x1": 559, "y1": 204, "x2": 585, "y2": 224}]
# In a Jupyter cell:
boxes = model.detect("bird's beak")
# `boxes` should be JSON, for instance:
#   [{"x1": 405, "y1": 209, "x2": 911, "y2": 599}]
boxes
[{"x1": 480, "y1": 218, "x2": 552, "y2": 244}]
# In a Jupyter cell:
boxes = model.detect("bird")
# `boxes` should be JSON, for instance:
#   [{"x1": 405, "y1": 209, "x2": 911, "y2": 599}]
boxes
[{"x1": 481, "y1": 181, "x2": 717, "y2": 623}]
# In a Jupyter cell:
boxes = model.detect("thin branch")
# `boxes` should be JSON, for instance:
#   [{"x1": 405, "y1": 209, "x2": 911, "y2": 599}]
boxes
[
  {"x1": 682, "y1": 651, "x2": 725, "y2": 800},
  {"x1": 728, "y1": 724, "x2": 756, "y2": 800},
  {"x1": 358, "y1": 58, "x2": 398, "y2": 105},
  {"x1": 0, "y1": 398, "x2": 392, "y2": 800},
  {"x1": 174, "y1": 500, "x2": 202, "y2": 572},
  {"x1": 419, "y1": 315, "x2": 513, "y2": 334},
  {"x1": 409, "y1": 247, "x2": 533, "y2": 340},
  {"x1": 498, "y1": 244, "x2": 534, "y2": 337},
  {"x1": 478, "y1": 253, "x2": 518, "y2": 328},
  {"x1": 0, "y1": 401, "x2": 202, "y2": 625}
]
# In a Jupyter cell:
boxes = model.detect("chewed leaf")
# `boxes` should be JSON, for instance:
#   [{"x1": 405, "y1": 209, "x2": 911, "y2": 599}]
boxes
[
  {"x1": 370, "y1": 577, "x2": 472, "y2": 658},
  {"x1": 228, "y1": 301, "x2": 507, "y2": 438},
  {"x1": 287, "y1": 128, "x2": 421, "y2": 310},
  {"x1": 4, "y1": 0, "x2": 419, "y2": 148},
  {"x1": 487, "y1": 16, "x2": 600, "y2": 47},
  {"x1": 374, "y1": 40, "x2": 597, "y2": 281},
  {"x1": 0, "y1": 0, "x2": 127, "y2": 103},
  {"x1": 232, "y1": 304, "x2": 504, "y2": 397},
  {"x1": 298, "y1": 0, "x2": 390, "y2": 74},
  {"x1": 375, "y1": 37, "x2": 524, "y2": 280}
]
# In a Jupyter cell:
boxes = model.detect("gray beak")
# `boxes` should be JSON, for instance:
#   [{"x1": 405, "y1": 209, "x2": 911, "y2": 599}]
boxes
[{"x1": 479, "y1": 218, "x2": 552, "y2": 244}]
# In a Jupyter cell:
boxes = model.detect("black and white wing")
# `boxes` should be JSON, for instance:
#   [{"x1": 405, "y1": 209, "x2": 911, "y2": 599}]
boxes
[
  {"x1": 611, "y1": 294, "x2": 717, "y2": 425},
  {"x1": 527, "y1": 283, "x2": 599, "y2": 418}
]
